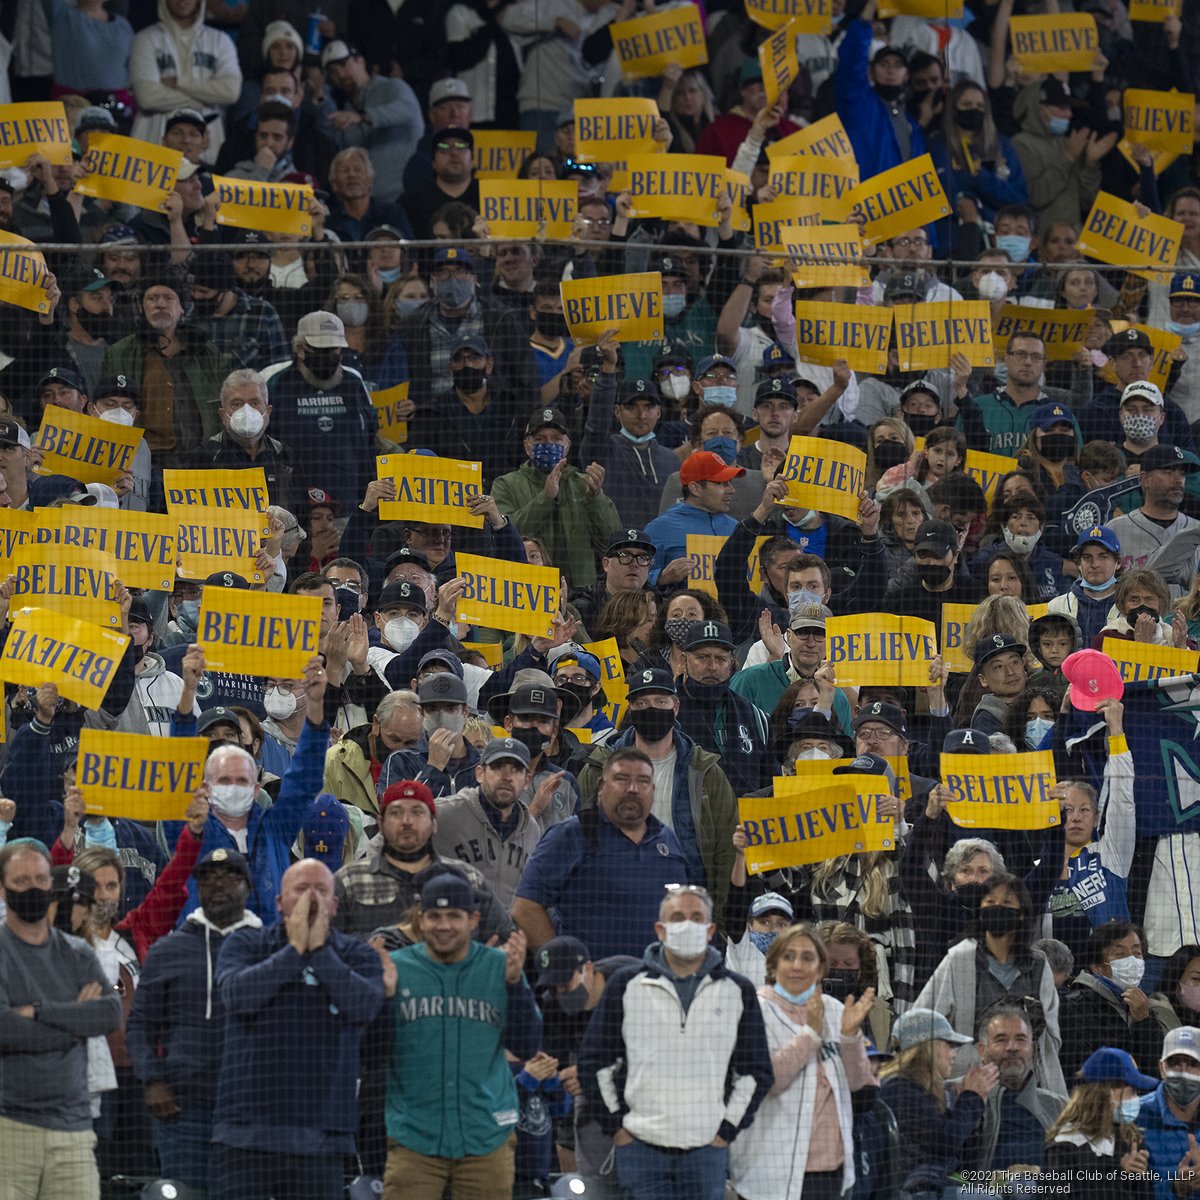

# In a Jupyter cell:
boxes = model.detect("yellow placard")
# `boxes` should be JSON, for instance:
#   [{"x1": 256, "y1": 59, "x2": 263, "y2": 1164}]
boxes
[
  {"x1": 34, "y1": 508, "x2": 177, "y2": 592},
  {"x1": 583, "y1": 636, "x2": 629, "y2": 728},
  {"x1": 1078, "y1": 191, "x2": 1184, "y2": 285},
  {"x1": 610, "y1": 4, "x2": 708, "y2": 78},
  {"x1": 1117, "y1": 139, "x2": 1178, "y2": 177},
  {"x1": 0, "y1": 605, "x2": 129, "y2": 708},
  {"x1": 1109, "y1": 320, "x2": 1181, "y2": 392},
  {"x1": 0, "y1": 102, "x2": 71, "y2": 168},
  {"x1": 793, "y1": 301, "x2": 892, "y2": 374},
  {"x1": 163, "y1": 467, "x2": 269, "y2": 517},
  {"x1": 626, "y1": 153, "x2": 727, "y2": 226},
  {"x1": 1026, "y1": 602, "x2": 1050, "y2": 622},
  {"x1": 74, "y1": 132, "x2": 181, "y2": 213},
  {"x1": 942, "y1": 750, "x2": 1060, "y2": 830},
  {"x1": 0, "y1": 508, "x2": 37, "y2": 576},
  {"x1": 78, "y1": 729, "x2": 207, "y2": 820},
  {"x1": 11, "y1": 543, "x2": 121, "y2": 628},
  {"x1": 1122, "y1": 89, "x2": 1195, "y2": 158},
  {"x1": 738, "y1": 779, "x2": 894, "y2": 873},
  {"x1": 844, "y1": 154, "x2": 950, "y2": 247},
  {"x1": 33, "y1": 404, "x2": 143, "y2": 487},
  {"x1": 825, "y1": 613, "x2": 936, "y2": 687},
  {"x1": 473, "y1": 130, "x2": 537, "y2": 179},
  {"x1": 747, "y1": 533, "x2": 772, "y2": 596},
  {"x1": 780, "y1": 224, "x2": 870, "y2": 290},
  {"x1": 962, "y1": 447, "x2": 1019, "y2": 504},
  {"x1": 0, "y1": 228, "x2": 53, "y2": 313},
  {"x1": 371, "y1": 382, "x2": 409, "y2": 445},
  {"x1": 574, "y1": 98, "x2": 662, "y2": 163},
  {"x1": 561, "y1": 272, "x2": 663, "y2": 345},
  {"x1": 376, "y1": 453, "x2": 483, "y2": 528},
  {"x1": 198, "y1": 586, "x2": 321, "y2": 678},
  {"x1": 212, "y1": 175, "x2": 313, "y2": 237},
  {"x1": 766, "y1": 154, "x2": 857, "y2": 212},
  {"x1": 686, "y1": 534, "x2": 726, "y2": 597},
  {"x1": 992, "y1": 306, "x2": 1094, "y2": 363},
  {"x1": 455, "y1": 552, "x2": 559, "y2": 639},
  {"x1": 884, "y1": 754, "x2": 913, "y2": 810},
  {"x1": 1130, "y1": 0, "x2": 1181, "y2": 21},
  {"x1": 760, "y1": 18, "x2": 802, "y2": 107},
  {"x1": 767, "y1": 113, "x2": 857, "y2": 165},
  {"x1": 175, "y1": 507, "x2": 264, "y2": 584},
  {"x1": 747, "y1": 0, "x2": 832, "y2": 30},
  {"x1": 941, "y1": 602, "x2": 978, "y2": 675},
  {"x1": 1010, "y1": 14, "x2": 1099, "y2": 72},
  {"x1": 880, "y1": 0, "x2": 963, "y2": 13},
  {"x1": 479, "y1": 179, "x2": 577, "y2": 239},
  {"x1": 754, "y1": 196, "x2": 825, "y2": 250},
  {"x1": 459, "y1": 639, "x2": 503, "y2": 669},
  {"x1": 725, "y1": 168, "x2": 753, "y2": 233},
  {"x1": 1101, "y1": 637, "x2": 1200, "y2": 683},
  {"x1": 779, "y1": 435, "x2": 867, "y2": 521},
  {"x1": 892, "y1": 301, "x2": 995, "y2": 371}
]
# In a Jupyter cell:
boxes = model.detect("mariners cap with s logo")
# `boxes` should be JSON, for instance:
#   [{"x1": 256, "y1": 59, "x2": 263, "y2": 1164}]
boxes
[
  {"x1": 972, "y1": 631, "x2": 1027, "y2": 669},
  {"x1": 203, "y1": 570, "x2": 251, "y2": 590},
  {"x1": 626, "y1": 666, "x2": 676, "y2": 697}
]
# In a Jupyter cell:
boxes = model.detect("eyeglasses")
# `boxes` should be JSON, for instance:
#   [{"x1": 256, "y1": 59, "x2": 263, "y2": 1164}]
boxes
[
  {"x1": 664, "y1": 884, "x2": 710, "y2": 897},
  {"x1": 578, "y1": 217, "x2": 612, "y2": 228},
  {"x1": 789, "y1": 630, "x2": 823, "y2": 642},
  {"x1": 555, "y1": 674, "x2": 592, "y2": 688},
  {"x1": 857, "y1": 725, "x2": 899, "y2": 742},
  {"x1": 612, "y1": 550, "x2": 652, "y2": 567},
  {"x1": 435, "y1": 140, "x2": 471, "y2": 152},
  {"x1": 1007, "y1": 349, "x2": 1045, "y2": 363},
  {"x1": 892, "y1": 236, "x2": 929, "y2": 249}
]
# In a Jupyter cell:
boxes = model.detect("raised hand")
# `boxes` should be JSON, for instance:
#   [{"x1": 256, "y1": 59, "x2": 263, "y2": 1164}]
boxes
[{"x1": 841, "y1": 986, "x2": 877, "y2": 1035}]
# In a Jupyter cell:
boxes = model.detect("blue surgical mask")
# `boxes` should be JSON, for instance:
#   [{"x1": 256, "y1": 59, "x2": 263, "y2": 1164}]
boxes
[
  {"x1": 379, "y1": 266, "x2": 403, "y2": 284},
  {"x1": 1047, "y1": 116, "x2": 1070, "y2": 136},
  {"x1": 393, "y1": 297, "x2": 424, "y2": 318},
  {"x1": 774, "y1": 981, "x2": 817, "y2": 1006},
  {"x1": 748, "y1": 930, "x2": 778, "y2": 954},
  {"x1": 530, "y1": 442, "x2": 566, "y2": 473},
  {"x1": 177, "y1": 599, "x2": 200, "y2": 635},
  {"x1": 84, "y1": 817, "x2": 118, "y2": 849},
  {"x1": 1024, "y1": 716, "x2": 1054, "y2": 748},
  {"x1": 1078, "y1": 573, "x2": 1116, "y2": 593},
  {"x1": 1169, "y1": 321, "x2": 1200, "y2": 338},
  {"x1": 703, "y1": 385, "x2": 738, "y2": 409},
  {"x1": 703, "y1": 435, "x2": 738, "y2": 464},
  {"x1": 996, "y1": 234, "x2": 1032, "y2": 264},
  {"x1": 620, "y1": 427, "x2": 656, "y2": 444},
  {"x1": 1114, "y1": 1098, "x2": 1143, "y2": 1124},
  {"x1": 788, "y1": 587, "x2": 825, "y2": 608},
  {"x1": 662, "y1": 293, "x2": 687, "y2": 319}
]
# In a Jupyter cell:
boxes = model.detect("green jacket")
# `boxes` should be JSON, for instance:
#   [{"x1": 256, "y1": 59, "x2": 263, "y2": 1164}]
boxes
[
  {"x1": 322, "y1": 725, "x2": 378, "y2": 817},
  {"x1": 491, "y1": 461, "x2": 620, "y2": 589},
  {"x1": 102, "y1": 327, "x2": 231, "y2": 450},
  {"x1": 729, "y1": 658, "x2": 854, "y2": 733},
  {"x1": 575, "y1": 728, "x2": 736, "y2": 924}
]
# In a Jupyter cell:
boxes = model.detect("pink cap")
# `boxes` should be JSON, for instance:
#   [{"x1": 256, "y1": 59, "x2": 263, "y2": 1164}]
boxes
[{"x1": 1061, "y1": 648, "x2": 1124, "y2": 711}]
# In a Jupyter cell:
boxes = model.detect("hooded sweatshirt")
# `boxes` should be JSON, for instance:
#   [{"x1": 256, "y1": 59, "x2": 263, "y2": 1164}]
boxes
[{"x1": 129, "y1": 0, "x2": 243, "y2": 161}]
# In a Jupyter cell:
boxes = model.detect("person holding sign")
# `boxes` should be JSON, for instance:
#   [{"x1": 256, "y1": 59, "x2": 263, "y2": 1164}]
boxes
[{"x1": 696, "y1": 58, "x2": 800, "y2": 164}]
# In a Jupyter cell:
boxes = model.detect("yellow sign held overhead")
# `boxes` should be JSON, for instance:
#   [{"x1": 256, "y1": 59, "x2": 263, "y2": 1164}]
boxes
[
  {"x1": 1130, "y1": 0, "x2": 1181, "y2": 20},
  {"x1": 1077, "y1": 191, "x2": 1184, "y2": 284},
  {"x1": 779, "y1": 436, "x2": 867, "y2": 521},
  {"x1": 610, "y1": 4, "x2": 708, "y2": 78},
  {"x1": 455, "y1": 552, "x2": 560, "y2": 639},
  {"x1": 573, "y1": 98, "x2": 662, "y2": 163},
  {"x1": 584, "y1": 636, "x2": 630, "y2": 728},
  {"x1": 1122, "y1": 89, "x2": 1195, "y2": 158},
  {"x1": 845, "y1": 154, "x2": 950, "y2": 246},
  {"x1": 0, "y1": 102, "x2": 72, "y2": 168},
  {"x1": 759, "y1": 18, "x2": 802, "y2": 107},
  {"x1": 175, "y1": 508, "x2": 264, "y2": 584},
  {"x1": 767, "y1": 113, "x2": 857, "y2": 164},
  {"x1": 34, "y1": 508, "x2": 177, "y2": 592},
  {"x1": 479, "y1": 179, "x2": 577, "y2": 239},
  {"x1": 766, "y1": 154, "x2": 857, "y2": 213},
  {"x1": 793, "y1": 301, "x2": 892, "y2": 375},
  {"x1": 473, "y1": 130, "x2": 537, "y2": 179},
  {"x1": 75, "y1": 132, "x2": 182, "y2": 212},
  {"x1": 942, "y1": 750, "x2": 1060, "y2": 830},
  {"x1": 11, "y1": 544, "x2": 122, "y2": 628},
  {"x1": 825, "y1": 613, "x2": 937, "y2": 687},
  {"x1": 626, "y1": 153, "x2": 727, "y2": 226},
  {"x1": 0, "y1": 606, "x2": 129, "y2": 708},
  {"x1": 879, "y1": 0, "x2": 963, "y2": 14},
  {"x1": 33, "y1": 404, "x2": 143, "y2": 487},
  {"x1": 212, "y1": 175, "x2": 313, "y2": 237},
  {"x1": 163, "y1": 468, "x2": 269, "y2": 517},
  {"x1": 1010, "y1": 13, "x2": 1099, "y2": 72},
  {"x1": 376, "y1": 453, "x2": 483, "y2": 528},
  {"x1": 892, "y1": 301, "x2": 995, "y2": 371},
  {"x1": 746, "y1": 0, "x2": 832, "y2": 31},
  {"x1": 0, "y1": 228, "x2": 53, "y2": 313},
  {"x1": 1101, "y1": 637, "x2": 1200, "y2": 683},
  {"x1": 962, "y1": 447, "x2": 1019, "y2": 503},
  {"x1": 782, "y1": 223, "x2": 869, "y2": 289},
  {"x1": 198, "y1": 587, "x2": 322, "y2": 679},
  {"x1": 992, "y1": 307, "x2": 1094, "y2": 362},
  {"x1": 0, "y1": 508, "x2": 35, "y2": 576},
  {"x1": 371, "y1": 382, "x2": 409, "y2": 446},
  {"x1": 753, "y1": 196, "x2": 825, "y2": 250},
  {"x1": 78, "y1": 729, "x2": 208, "y2": 821},
  {"x1": 940, "y1": 602, "x2": 978, "y2": 675},
  {"x1": 561, "y1": 272, "x2": 663, "y2": 344},
  {"x1": 686, "y1": 534, "x2": 727, "y2": 597}
]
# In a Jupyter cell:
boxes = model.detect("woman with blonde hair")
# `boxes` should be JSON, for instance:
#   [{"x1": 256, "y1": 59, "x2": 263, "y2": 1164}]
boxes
[
  {"x1": 866, "y1": 417, "x2": 916, "y2": 491},
  {"x1": 728, "y1": 924, "x2": 875, "y2": 1200},
  {"x1": 953, "y1": 594, "x2": 1034, "y2": 727},
  {"x1": 1044, "y1": 1048, "x2": 1154, "y2": 1195}
]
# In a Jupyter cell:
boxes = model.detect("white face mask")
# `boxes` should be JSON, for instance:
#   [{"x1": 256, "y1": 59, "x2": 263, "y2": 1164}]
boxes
[
  {"x1": 229, "y1": 405, "x2": 266, "y2": 439},
  {"x1": 796, "y1": 747, "x2": 831, "y2": 761},
  {"x1": 384, "y1": 616, "x2": 420, "y2": 652},
  {"x1": 423, "y1": 710, "x2": 465, "y2": 737},
  {"x1": 263, "y1": 687, "x2": 298, "y2": 720},
  {"x1": 1108, "y1": 954, "x2": 1145, "y2": 990},
  {"x1": 1003, "y1": 528, "x2": 1042, "y2": 555},
  {"x1": 98, "y1": 407, "x2": 135, "y2": 426},
  {"x1": 976, "y1": 271, "x2": 1008, "y2": 301},
  {"x1": 210, "y1": 782, "x2": 256, "y2": 818},
  {"x1": 660, "y1": 374, "x2": 690, "y2": 401},
  {"x1": 661, "y1": 919, "x2": 711, "y2": 959}
]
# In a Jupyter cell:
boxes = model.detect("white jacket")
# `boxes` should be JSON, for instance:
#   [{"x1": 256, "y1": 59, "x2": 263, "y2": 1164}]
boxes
[
  {"x1": 134, "y1": 652, "x2": 198, "y2": 737},
  {"x1": 129, "y1": 0, "x2": 242, "y2": 162}
]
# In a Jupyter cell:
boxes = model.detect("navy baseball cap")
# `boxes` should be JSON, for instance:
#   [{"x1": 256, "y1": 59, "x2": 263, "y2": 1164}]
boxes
[
  {"x1": 973, "y1": 632, "x2": 1027, "y2": 668},
  {"x1": 418, "y1": 649, "x2": 464, "y2": 679},
  {"x1": 695, "y1": 354, "x2": 737, "y2": 378},
  {"x1": 534, "y1": 935, "x2": 590, "y2": 987},
  {"x1": 193, "y1": 846, "x2": 251, "y2": 881},
  {"x1": 1029, "y1": 402, "x2": 1074, "y2": 432},
  {"x1": 420, "y1": 872, "x2": 479, "y2": 913},
  {"x1": 618, "y1": 378, "x2": 661, "y2": 406},
  {"x1": 626, "y1": 666, "x2": 676, "y2": 697},
  {"x1": 943, "y1": 727, "x2": 992, "y2": 754}
]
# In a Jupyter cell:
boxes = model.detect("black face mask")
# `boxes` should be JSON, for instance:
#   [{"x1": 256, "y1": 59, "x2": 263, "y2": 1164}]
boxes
[
  {"x1": 1127, "y1": 604, "x2": 1159, "y2": 626},
  {"x1": 955, "y1": 881, "x2": 989, "y2": 910},
  {"x1": 1039, "y1": 433, "x2": 1075, "y2": 462},
  {"x1": 509, "y1": 725, "x2": 549, "y2": 760},
  {"x1": 5, "y1": 885, "x2": 53, "y2": 923},
  {"x1": 557, "y1": 682, "x2": 594, "y2": 723},
  {"x1": 954, "y1": 108, "x2": 986, "y2": 132},
  {"x1": 875, "y1": 82, "x2": 904, "y2": 103},
  {"x1": 903, "y1": 412, "x2": 938, "y2": 437},
  {"x1": 629, "y1": 706, "x2": 676, "y2": 742},
  {"x1": 452, "y1": 366, "x2": 487, "y2": 394},
  {"x1": 977, "y1": 905, "x2": 1023, "y2": 936},
  {"x1": 685, "y1": 677, "x2": 730, "y2": 704},
  {"x1": 918, "y1": 563, "x2": 952, "y2": 589},
  {"x1": 821, "y1": 968, "x2": 861, "y2": 1001},
  {"x1": 76, "y1": 308, "x2": 115, "y2": 340},
  {"x1": 873, "y1": 441, "x2": 908, "y2": 471},
  {"x1": 535, "y1": 312, "x2": 569, "y2": 339},
  {"x1": 304, "y1": 349, "x2": 341, "y2": 378},
  {"x1": 852, "y1": 1084, "x2": 880, "y2": 1116}
]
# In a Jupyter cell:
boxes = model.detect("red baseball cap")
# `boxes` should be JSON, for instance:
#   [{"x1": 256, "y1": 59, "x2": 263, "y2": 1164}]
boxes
[
  {"x1": 680, "y1": 450, "x2": 746, "y2": 486},
  {"x1": 380, "y1": 779, "x2": 436, "y2": 818}
]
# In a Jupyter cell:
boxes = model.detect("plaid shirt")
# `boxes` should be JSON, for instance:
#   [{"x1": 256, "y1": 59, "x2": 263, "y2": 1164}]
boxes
[
  {"x1": 190, "y1": 292, "x2": 289, "y2": 371},
  {"x1": 426, "y1": 301, "x2": 487, "y2": 398}
]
